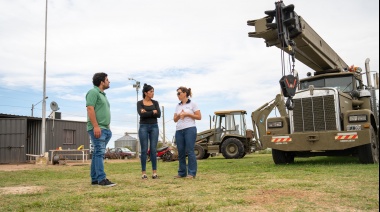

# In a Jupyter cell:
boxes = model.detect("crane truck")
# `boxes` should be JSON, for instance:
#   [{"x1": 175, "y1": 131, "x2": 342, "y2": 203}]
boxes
[{"x1": 247, "y1": 1, "x2": 379, "y2": 164}]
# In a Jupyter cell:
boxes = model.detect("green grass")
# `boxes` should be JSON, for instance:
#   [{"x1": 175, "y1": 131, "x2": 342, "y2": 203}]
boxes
[{"x1": 0, "y1": 154, "x2": 379, "y2": 211}]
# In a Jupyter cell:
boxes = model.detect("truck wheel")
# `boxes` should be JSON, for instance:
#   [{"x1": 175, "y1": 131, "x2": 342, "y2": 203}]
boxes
[
  {"x1": 221, "y1": 138, "x2": 244, "y2": 159},
  {"x1": 272, "y1": 149, "x2": 294, "y2": 164},
  {"x1": 358, "y1": 127, "x2": 379, "y2": 164},
  {"x1": 194, "y1": 144, "x2": 205, "y2": 160}
]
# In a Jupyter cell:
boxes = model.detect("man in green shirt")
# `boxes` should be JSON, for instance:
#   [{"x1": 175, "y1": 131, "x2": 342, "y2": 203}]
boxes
[{"x1": 86, "y1": 72, "x2": 116, "y2": 187}]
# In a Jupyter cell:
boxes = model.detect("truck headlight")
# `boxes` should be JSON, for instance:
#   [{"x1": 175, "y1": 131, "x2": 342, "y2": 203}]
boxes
[
  {"x1": 267, "y1": 121, "x2": 283, "y2": 128},
  {"x1": 348, "y1": 114, "x2": 367, "y2": 122}
]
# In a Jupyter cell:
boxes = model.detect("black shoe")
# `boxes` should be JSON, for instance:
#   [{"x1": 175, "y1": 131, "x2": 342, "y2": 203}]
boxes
[
  {"x1": 99, "y1": 179, "x2": 116, "y2": 187},
  {"x1": 91, "y1": 181, "x2": 98, "y2": 186}
]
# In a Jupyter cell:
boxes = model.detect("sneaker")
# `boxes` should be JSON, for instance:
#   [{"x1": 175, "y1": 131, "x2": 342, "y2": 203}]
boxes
[
  {"x1": 98, "y1": 179, "x2": 117, "y2": 187},
  {"x1": 186, "y1": 175, "x2": 195, "y2": 179},
  {"x1": 152, "y1": 174, "x2": 159, "y2": 179},
  {"x1": 142, "y1": 174, "x2": 148, "y2": 180},
  {"x1": 91, "y1": 181, "x2": 98, "y2": 186}
]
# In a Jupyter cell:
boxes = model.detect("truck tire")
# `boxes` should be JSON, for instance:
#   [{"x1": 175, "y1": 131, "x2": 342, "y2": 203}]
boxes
[
  {"x1": 272, "y1": 149, "x2": 294, "y2": 164},
  {"x1": 194, "y1": 144, "x2": 205, "y2": 160},
  {"x1": 221, "y1": 138, "x2": 244, "y2": 159},
  {"x1": 358, "y1": 127, "x2": 379, "y2": 164}
]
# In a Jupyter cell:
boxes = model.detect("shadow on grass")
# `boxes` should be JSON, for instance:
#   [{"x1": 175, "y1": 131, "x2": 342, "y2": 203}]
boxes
[
  {"x1": 292, "y1": 156, "x2": 361, "y2": 165},
  {"x1": 202, "y1": 154, "x2": 363, "y2": 164}
]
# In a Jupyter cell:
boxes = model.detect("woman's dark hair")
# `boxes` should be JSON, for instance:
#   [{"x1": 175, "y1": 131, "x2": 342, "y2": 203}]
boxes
[
  {"x1": 92, "y1": 72, "x2": 108, "y2": 86},
  {"x1": 142, "y1": 83, "x2": 154, "y2": 98},
  {"x1": 177, "y1": 86, "x2": 192, "y2": 98}
]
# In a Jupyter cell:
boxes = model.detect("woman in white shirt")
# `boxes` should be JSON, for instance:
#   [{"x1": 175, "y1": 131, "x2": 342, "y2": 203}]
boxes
[{"x1": 173, "y1": 86, "x2": 202, "y2": 179}]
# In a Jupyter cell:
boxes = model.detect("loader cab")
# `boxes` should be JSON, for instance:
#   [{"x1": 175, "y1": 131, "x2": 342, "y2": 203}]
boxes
[{"x1": 213, "y1": 110, "x2": 247, "y2": 143}]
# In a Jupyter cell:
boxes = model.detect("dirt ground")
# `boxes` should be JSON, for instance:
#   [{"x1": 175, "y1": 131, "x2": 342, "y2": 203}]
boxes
[
  {"x1": 0, "y1": 158, "x2": 139, "y2": 171},
  {"x1": 0, "y1": 163, "x2": 54, "y2": 195},
  {"x1": 0, "y1": 163, "x2": 46, "y2": 171},
  {"x1": 0, "y1": 159, "x2": 138, "y2": 195}
]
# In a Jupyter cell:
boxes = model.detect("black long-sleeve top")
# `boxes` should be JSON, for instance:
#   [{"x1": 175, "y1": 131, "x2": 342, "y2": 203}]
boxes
[{"x1": 137, "y1": 99, "x2": 161, "y2": 124}]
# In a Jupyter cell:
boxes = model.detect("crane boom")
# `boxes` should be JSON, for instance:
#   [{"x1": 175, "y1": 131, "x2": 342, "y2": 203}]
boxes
[{"x1": 247, "y1": 1, "x2": 348, "y2": 73}]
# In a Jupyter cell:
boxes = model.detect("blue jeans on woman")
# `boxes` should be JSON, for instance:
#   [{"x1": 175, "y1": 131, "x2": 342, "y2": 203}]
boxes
[
  {"x1": 139, "y1": 123, "x2": 159, "y2": 172},
  {"x1": 175, "y1": 126, "x2": 197, "y2": 177},
  {"x1": 88, "y1": 129, "x2": 112, "y2": 182}
]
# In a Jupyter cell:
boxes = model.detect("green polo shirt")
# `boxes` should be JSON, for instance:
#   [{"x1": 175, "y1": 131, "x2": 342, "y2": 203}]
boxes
[{"x1": 86, "y1": 86, "x2": 111, "y2": 131}]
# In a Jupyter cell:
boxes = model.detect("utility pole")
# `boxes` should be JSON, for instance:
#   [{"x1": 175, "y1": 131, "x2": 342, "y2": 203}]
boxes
[
  {"x1": 128, "y1": 78, "x2": 140, "y2": 154},
  {"x1": 162, "y1": 106, "x2": 165, "y2": 144},
  {"x1": 41, "y1": 0, "x2": 48, "y2": 156}
]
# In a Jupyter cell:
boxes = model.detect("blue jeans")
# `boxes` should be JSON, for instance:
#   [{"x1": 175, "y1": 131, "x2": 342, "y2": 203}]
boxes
[
  {"x1": 139, "y1": 123, "x2": 159, "y2": 172},
  {"x1": 88, "y1": 129, "x2": 112, "y2": 182},
  {"x1": 175, "y1": 126, "x2": 197, "y2": 177}
]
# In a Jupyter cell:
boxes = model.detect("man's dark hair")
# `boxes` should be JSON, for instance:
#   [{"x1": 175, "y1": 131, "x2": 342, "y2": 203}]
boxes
[
  {"x1": 142, "y1": 83, "x2": 154, "y2": 98},
  {"x1": 92, "y1": 72, "x2": 108, "y2": 86}
]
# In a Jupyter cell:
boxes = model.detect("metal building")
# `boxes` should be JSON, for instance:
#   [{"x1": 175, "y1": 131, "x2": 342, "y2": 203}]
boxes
[
  {"x1": 0, "y1": 113, "x2": 89, "y2": 164},
  {"x1": 114, "y1": 132, "x2": 138, "y2": 151}
]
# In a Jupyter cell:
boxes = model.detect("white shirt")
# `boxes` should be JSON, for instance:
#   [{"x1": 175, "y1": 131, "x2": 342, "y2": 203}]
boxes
[{"x1": 175, "y1": 100, "x2": 199, "y2": 131}]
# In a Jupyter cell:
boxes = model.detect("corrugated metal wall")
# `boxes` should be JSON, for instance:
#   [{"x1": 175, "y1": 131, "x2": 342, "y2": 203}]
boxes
[
  {"x1": 1, "y1": 115, "x2": 89, "y2": 163},
  {"x1": 45, "y1": 119, "x2": 90, "y2": 160},
  {"x1": 27, "y1": 120, "x2": 42, "y2": 156},
  {"x1": 0, "y1": 118, "x2": 27, "y2": 164},
  {"x1": 45, "y1": 119, "x2": 89, "y2": 151}
]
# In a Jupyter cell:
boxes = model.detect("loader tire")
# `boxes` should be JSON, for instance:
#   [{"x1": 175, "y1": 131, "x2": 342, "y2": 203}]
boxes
[
  {"x1": 194, "y1": 144, "x2": 205, "y2": 160},
  {"x1": 203, "y1": 152, "x2": 211, "y2": 159},
  {"x1": 358, "y1": 127, "x2": 379, "y2": 164},
  {"x1": 221, "y1": 138, "x2": 244, "y2": 159},
  {"x1": 272, "y1": 149, "x2": 294, "y2": 164}
]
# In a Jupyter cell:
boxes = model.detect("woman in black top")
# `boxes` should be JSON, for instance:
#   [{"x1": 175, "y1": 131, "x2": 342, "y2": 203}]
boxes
[{"x1": 137, "y1": 83, "x2": 161, "y2": 179}]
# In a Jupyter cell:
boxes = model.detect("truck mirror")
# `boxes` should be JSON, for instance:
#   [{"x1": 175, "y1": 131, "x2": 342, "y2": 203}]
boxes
[{"x1": 350, "y1": 90, "x2": 360, "y2": 99}]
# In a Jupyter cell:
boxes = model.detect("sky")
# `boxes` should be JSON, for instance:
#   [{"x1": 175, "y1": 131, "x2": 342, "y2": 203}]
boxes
[{"x1": 1, "y1": 0, "x2": 379, "y2": 148}]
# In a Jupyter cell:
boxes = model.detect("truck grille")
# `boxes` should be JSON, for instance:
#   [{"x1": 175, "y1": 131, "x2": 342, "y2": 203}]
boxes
[{"x1": 293, "y1": 95, "x2": 337, "y2": 132}]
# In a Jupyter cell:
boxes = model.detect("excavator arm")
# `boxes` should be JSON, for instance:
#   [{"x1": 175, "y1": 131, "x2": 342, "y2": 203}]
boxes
[
  {"x1": 251, "y1": 94, "x2": 287, "y2": 147},
  {"x1": 247, "y1": 1, "x2": 348, "y2": 73}
]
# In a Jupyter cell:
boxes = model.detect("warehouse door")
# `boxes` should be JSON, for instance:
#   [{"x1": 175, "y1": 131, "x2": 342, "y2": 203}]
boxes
[{"x1": 0, "y1": 118, "x2": 27, "y2": 164}]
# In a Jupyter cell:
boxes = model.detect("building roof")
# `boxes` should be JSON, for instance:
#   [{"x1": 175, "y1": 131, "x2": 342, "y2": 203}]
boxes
[
  {"x1": 115, "y1": 132, "x2": 138, "y2": 141},
  {"x1": 0, "y1": 113, "x2": 85, "y2": 123},
  {"x1": 0, "y1": 113, "x2": 40, "y2": 120}
]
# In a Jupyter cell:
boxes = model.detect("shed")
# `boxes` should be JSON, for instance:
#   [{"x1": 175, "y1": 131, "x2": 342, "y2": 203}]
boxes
[{"x1": 0, "y1": 113, "x2": 89, "y2": 164}]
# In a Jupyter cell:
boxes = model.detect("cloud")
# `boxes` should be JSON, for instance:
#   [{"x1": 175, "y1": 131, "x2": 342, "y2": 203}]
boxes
[{"x1": 0, "y1": 0, "x2": 379, "y2": 147}]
